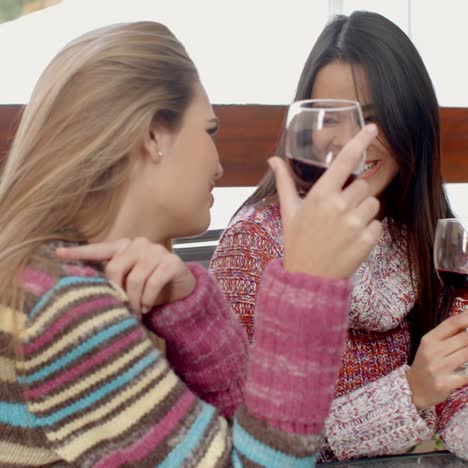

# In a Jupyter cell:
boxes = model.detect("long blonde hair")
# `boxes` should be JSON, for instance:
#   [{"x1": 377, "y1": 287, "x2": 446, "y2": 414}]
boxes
[{"x1": 0, "y1": 21, "x2": 198, "y2": 311}]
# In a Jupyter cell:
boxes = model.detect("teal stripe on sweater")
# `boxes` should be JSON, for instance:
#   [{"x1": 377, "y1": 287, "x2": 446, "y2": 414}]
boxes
[
  {"x1": 232, "y1": 450, "x2": 243, "y2": 467},
  {"x1": 158, "y1": 403, "x2": 216, "y2": 468},
  {"x1": 0, "y1": 401, "x2": 36, "y2": 428},
  {"x1": 232, "y1": 418, "x2": 317, "y2": 468},
  {"x1": 29, "y1": 276, "x2": 109, "y2": 319},
  {"x1": 20, "y1": 318, "x2": 136, "y2": 384},
  {"x1": 1, "y1": 351, "x2": 158, "y2": 428},
  {"x1": 35, "y1": 351, "x2": 157, "y2": 426}
]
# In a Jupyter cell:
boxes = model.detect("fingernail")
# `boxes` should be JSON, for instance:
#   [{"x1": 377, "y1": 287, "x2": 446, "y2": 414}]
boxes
[
  {"x1": 141, "y1": 306, "x2": 150, "y2": 315},
  {"x1": 365, "y1": 124, "x2": 378, "y2": 136}
]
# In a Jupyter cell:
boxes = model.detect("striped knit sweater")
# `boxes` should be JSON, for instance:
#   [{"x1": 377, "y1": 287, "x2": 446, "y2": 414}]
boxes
[
  {"x1": 0, "y1": 241, "x2": 350, "y2": 467},
  {"x1": 210, "y1": 202, "x2": 467, "y2": 462}
]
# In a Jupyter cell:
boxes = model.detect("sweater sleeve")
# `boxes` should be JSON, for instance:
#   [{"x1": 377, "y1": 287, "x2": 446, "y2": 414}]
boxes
[
  {"x1": 438, "y1": 405, "x2": 467, "y2": 460},
  {"x1": 18, "y1": 263, "x2": 350, "y2": 467},
  {"x1": 143, "y1": 263, "x2": 248, "y2": 418},
  {"x1": 209, "y1": 216, "x2": 282, "y2": 341},
  {"x1": 324, "y1": 365, "x2": 435, "y2": 459},
  {"x1": 436, "y1": 299, "x2": 468, "y2": 460}
]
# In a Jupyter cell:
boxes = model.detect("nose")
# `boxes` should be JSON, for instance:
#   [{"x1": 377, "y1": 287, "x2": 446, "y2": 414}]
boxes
[
  {"x1": 331, "y1": 121, "x2": 358, "y2": 154},
  {"x1": 214, "y1": 161, "x2": 224, "y2": 181}
]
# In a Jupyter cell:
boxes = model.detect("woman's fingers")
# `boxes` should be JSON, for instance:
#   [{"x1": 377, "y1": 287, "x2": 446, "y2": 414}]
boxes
[
  {"x1": 125, "y1": 259, "x2": 159, "y2": 316},
  {"x1": 341, "y1": 179, "x2": 372, "y2": 208},
  {"x1": 442, "y1": 345, "x2": 468, "y2": 375},
  {"x1": 407, "y1": 311, "x2": 468, "y2": 409},
  {"x1": 447, "y1": 373, "x2": 468, "y2": 389},
  {"x1": 315, "y1": 124, "x2": 378, "y2": 193},
  {"x1": 269, "y1": 156, "x2": 300, "y2": 227},
  {"x1": 438, "y1": 329, "x2": 468, "y2": 358},
  {"x1": 56, "y1": 238, "x2": 130, "y2": 261},
  {"x1": 352, "y1": 196, "x2": 381, "y2": 227},
  {"x1": 141, "y1": 261, "x2": 178, "y2": 309},
  {"x1": 425, "y1": 311, "x2": 468, "y2": 341},
  {"x1": 58, "y1": 237, "x2": 195, "y2": 315},
  {"x1": 104, "y1": 249, "x2": 140, "y2": 289}
]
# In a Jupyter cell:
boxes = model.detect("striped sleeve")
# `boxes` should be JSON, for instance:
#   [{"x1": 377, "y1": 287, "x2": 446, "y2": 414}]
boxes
[{"x1": 18, "y1": 273, "x2": 323, "y2": 467}]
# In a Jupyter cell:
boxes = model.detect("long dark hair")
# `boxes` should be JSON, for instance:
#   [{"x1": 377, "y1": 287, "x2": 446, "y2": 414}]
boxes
[{"x1": 240, "y1": 11, "x2": 454, "y2": 357}]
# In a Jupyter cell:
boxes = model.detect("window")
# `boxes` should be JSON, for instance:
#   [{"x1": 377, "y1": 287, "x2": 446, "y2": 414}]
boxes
[
  {"x1": 0, "y1": 0, "x2": 329, "y2": 105},
  {"x1": 0, "y1": 0, "x2": 466, "y2": 226}
]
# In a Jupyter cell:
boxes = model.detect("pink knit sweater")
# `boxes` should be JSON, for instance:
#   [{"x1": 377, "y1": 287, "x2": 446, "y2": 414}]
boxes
[
  {"x1": 3, "y1": 241, "x2": 350, "y2": 466},
  {"x1": 210, "y1": 202, "x2": 467, "y2": 462}
]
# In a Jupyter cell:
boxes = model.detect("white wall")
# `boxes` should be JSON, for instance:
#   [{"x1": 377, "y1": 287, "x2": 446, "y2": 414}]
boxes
[{"x1": 0, "y1": 0, "x2": 465, "y2": 228}]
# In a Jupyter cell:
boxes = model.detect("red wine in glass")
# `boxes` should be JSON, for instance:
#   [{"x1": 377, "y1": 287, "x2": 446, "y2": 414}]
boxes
[
  {"x1": 288, "y1": 157, "x2": 358, "y2": 193},
  {"x1": 436, "y1": 268, "x2": 468, "y2": 301},
  {"x1": 434, "y1": 218, "x2": 468, "y2": 375}
]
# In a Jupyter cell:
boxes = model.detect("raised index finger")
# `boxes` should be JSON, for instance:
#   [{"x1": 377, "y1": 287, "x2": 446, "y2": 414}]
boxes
[
  {"x1": 314, "y1": 124, "x2": 378, "y2": 193},
  {"x1": 56, "y1": 238, "x2": 130, "y2": 261}
]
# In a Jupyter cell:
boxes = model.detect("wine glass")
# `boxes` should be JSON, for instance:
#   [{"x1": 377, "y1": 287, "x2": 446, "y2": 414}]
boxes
[
  {"x1": 434, "y1": 217, "x2": 468, "y2": 375},
  {"x1": 284, "y1": 99, "x2": 366, "y2": 193}
]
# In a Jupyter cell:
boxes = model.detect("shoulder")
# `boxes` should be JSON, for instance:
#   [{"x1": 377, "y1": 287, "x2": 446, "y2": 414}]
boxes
[
  {"x1": 221, "y1": 202, "x2": 283, "y2": 243},
  {"x1": 211, "y1": 202, "x2": 283, "y2": 273},
  {"x1": 21, "y1": 241, "x2": 126, "y2": 320},
  {"x1": 18, "y1": 243, "x2": 136, "y2": 366}
]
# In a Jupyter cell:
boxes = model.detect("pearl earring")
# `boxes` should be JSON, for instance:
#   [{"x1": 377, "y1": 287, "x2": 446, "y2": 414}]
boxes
[{"x1": 158, "y1": 150, "x2": 163, "y2": 158}]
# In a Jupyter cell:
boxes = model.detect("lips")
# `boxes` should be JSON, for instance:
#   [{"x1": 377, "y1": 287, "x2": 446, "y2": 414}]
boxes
[
  {"x1": 360, "y1": 160, "x2": 381, "y2": 179},
  {"x1": 363, "y1": 161, "x2": 378, "y2": 172}
]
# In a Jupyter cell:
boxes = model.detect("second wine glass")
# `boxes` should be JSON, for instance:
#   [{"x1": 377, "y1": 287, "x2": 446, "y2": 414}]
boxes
[{"x1": 434, "y1": 217, "x2": 468, "y2": 375}]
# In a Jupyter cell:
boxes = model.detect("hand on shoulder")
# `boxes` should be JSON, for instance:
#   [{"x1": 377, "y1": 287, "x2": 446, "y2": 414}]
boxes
[{"x1": 56, "y1": 237, "x2": 196, "y2": 317}]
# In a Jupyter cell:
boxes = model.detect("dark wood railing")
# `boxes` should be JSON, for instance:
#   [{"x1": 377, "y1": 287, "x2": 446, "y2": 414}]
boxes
[{"x1": 2, "y1": 104, "x2": 468, "y2": 186}]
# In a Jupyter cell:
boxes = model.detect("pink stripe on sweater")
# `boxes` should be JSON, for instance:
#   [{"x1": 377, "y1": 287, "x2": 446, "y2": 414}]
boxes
[
  {"x1": 24, "y1": 296, "x2": 120, "y2": 354},
  {"x1": 24, "y1": 328, "x2": 142, "y2": 399},
  {"x1": 95, "y1": 390, "x2": 195, "y2": 468},
  {"x1": 64, "y1": 264, "x2": 102, "y2": 277},
  {"x1": 22, "y1": 268, "x2": 54, "y2": 296}
]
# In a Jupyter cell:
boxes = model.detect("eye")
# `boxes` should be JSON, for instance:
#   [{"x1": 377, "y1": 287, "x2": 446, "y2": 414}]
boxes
[{"x1": 207, "y1": 121, "x2": 219, "y2": 140}]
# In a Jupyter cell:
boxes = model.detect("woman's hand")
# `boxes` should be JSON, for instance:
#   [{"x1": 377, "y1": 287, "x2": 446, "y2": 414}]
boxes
[
  {"x1": 406, "y1": 310, "x2": 468, "y2": 410},
  {"x1": 270, "y1": 124, "x2": 382, "y2": 279},
  {"x1": 56, "y1": 238, "x2": 196, "y2": 316}
]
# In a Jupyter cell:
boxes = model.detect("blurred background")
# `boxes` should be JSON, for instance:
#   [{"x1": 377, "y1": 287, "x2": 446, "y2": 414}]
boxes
[{"x1": 0, "y1": 0, "x2": 466, "y2": 228}]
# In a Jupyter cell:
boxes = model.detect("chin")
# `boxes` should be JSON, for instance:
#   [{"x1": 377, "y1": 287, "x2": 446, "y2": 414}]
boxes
[
  {"x1": 179, "y1": 217, "x2": 210, "y2": 239},
  {"x1": 195, "y1": 217, "x2": 211, "y2": 236}
]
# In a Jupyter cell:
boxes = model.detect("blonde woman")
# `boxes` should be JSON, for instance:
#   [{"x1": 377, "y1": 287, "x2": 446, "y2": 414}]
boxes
[{"x1": 0, "y1": 21, "x2": 382, "y2": 466}]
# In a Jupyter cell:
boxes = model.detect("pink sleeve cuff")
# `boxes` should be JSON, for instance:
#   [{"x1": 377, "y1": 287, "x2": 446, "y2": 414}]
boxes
[
  {"x1": 245, "y1": 258, "x2": 351, "y2": 434},
  {"x1": 144, "y1": 263, "x2": 248, "y2": 417}
]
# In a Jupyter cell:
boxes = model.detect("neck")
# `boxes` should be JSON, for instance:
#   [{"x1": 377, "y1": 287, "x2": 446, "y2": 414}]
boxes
[
  {"x1": 90, "y1": 220, "x2": 171, "y2": 247},
  {"x1": 84, "y1": 203, "x2": 171, "y2": 248}
]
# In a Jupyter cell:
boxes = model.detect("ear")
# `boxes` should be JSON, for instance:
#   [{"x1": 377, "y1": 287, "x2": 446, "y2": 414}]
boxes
[{"x1": 142, "y1": 121, "x2": 169, "y2": 164}]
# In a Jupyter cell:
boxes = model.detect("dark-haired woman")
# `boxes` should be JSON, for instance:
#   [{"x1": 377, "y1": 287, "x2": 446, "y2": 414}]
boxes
[{"x1": 210, "y1": 11, "x2": 467, "y2": 462}]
